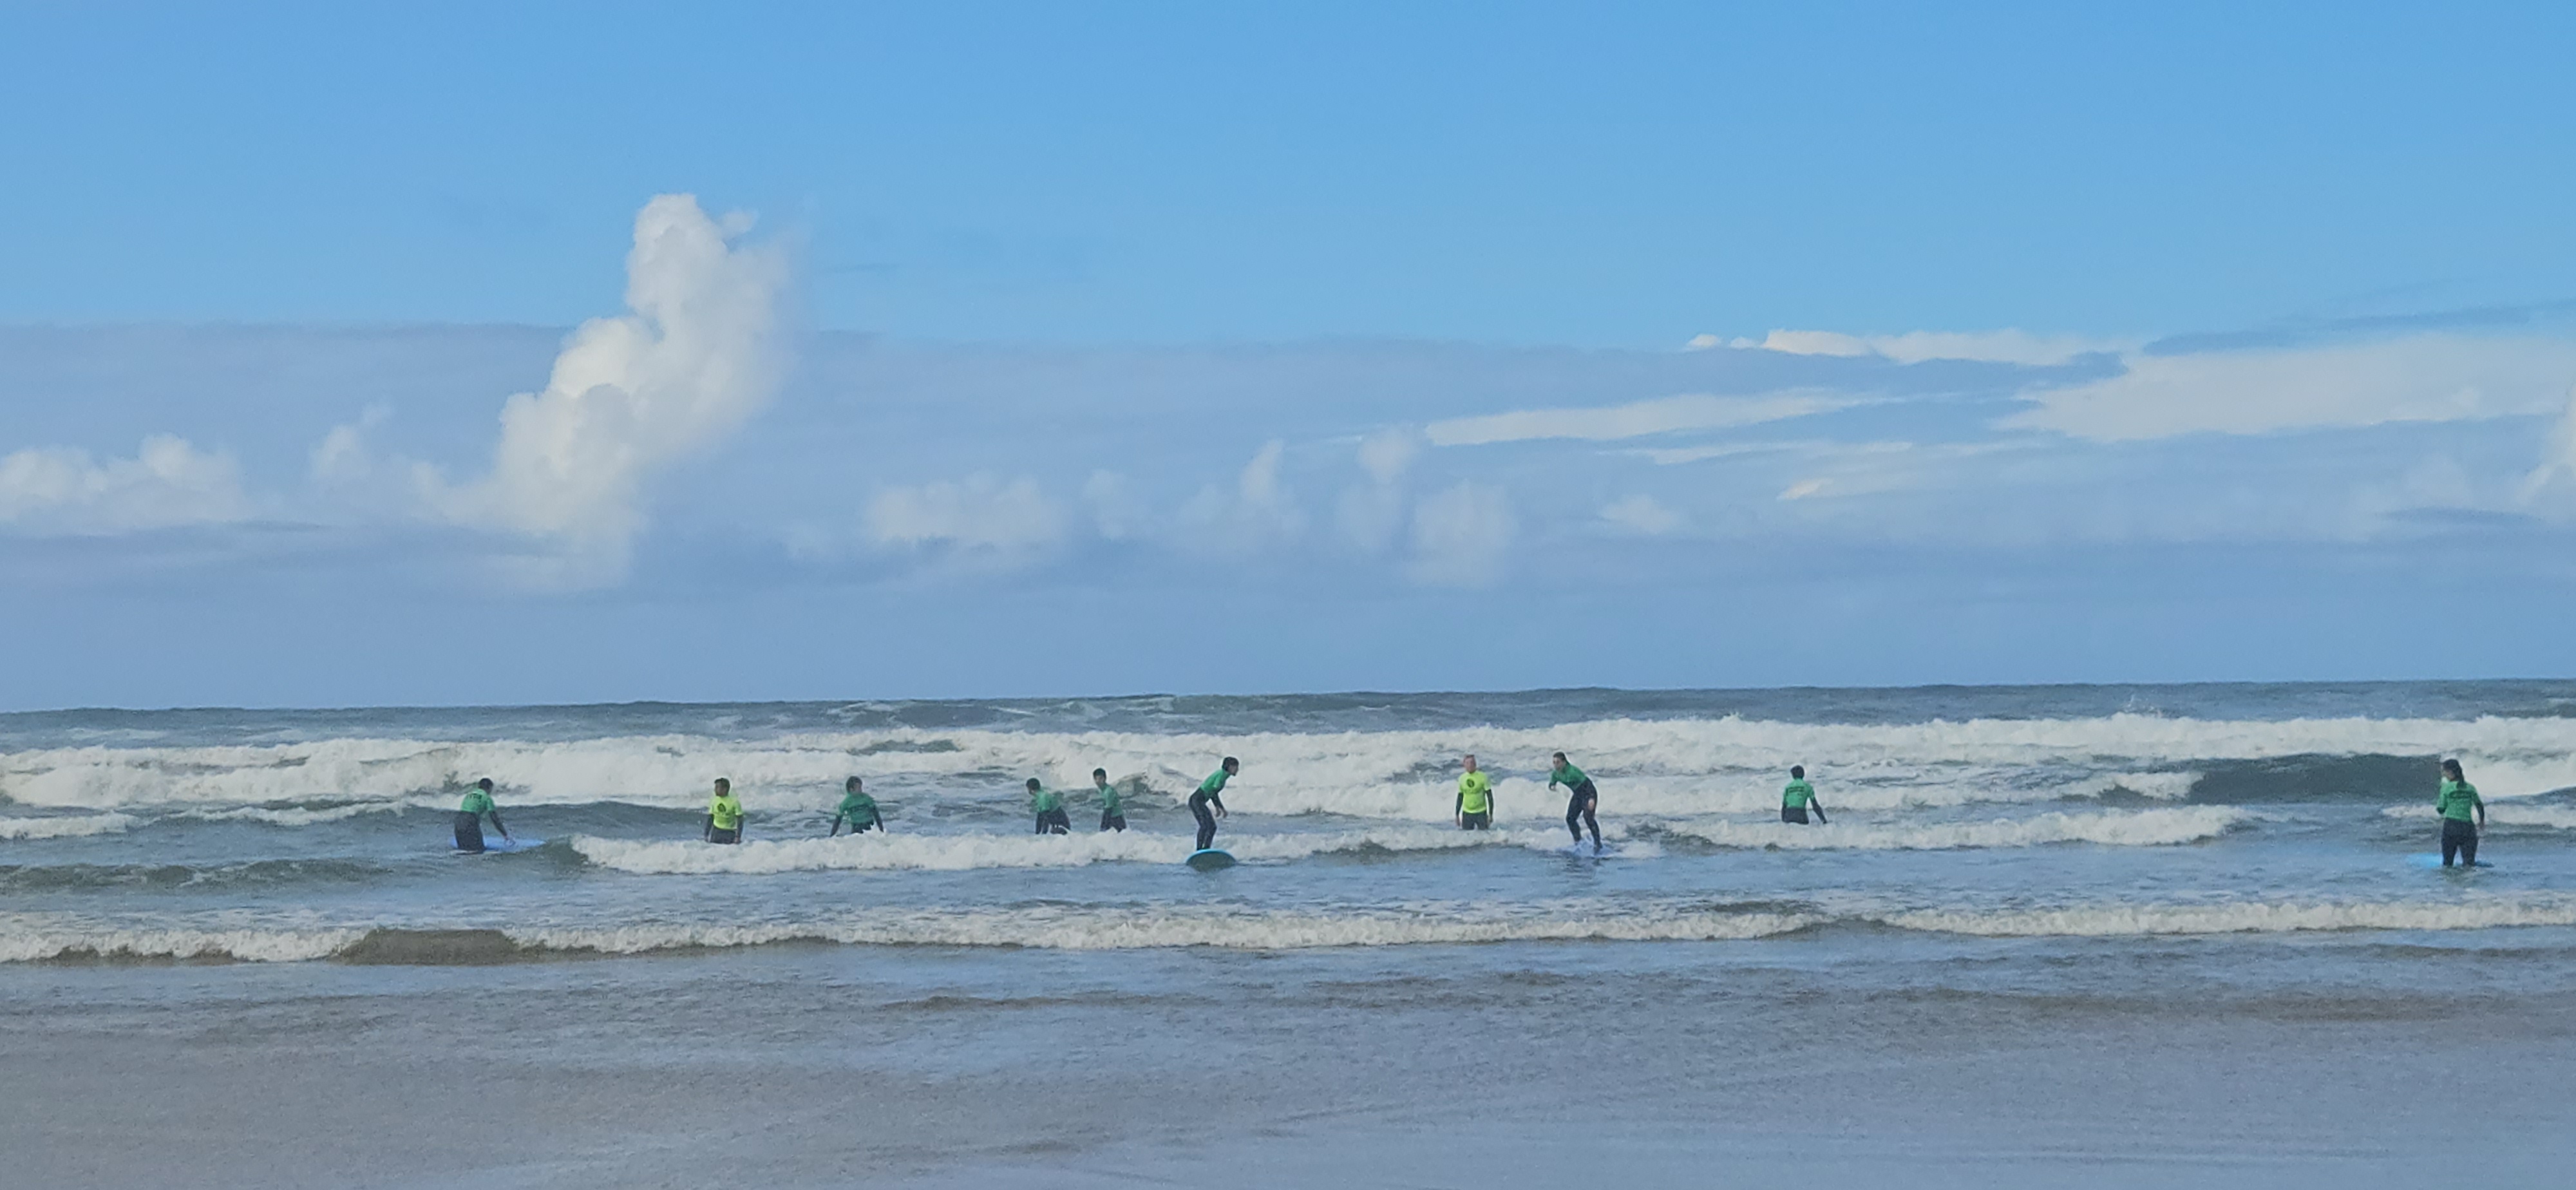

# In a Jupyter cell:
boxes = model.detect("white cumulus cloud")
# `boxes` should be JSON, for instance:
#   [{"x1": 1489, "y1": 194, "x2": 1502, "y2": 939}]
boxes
[
  {"x1": 1408, "y1": 481, "x2": 1515, "y2": 586},
  {"x1": 1337, "y1": 428, "x2": 1419, "y2": 553},
  {"x1": 866, "y1": 475, "x2": 1067, "y2": 554},
  {"x1": 0, "y1": 435, "x2": 252, "y2": 534},
  {"x1": 1180, "y1": 439, "x2": 1305, "y2": 552},
  {"x1": 1426, "y1": 392, "x2": 1848, "y2": 447},
  {"x1": 417, "y1": 193, "x2": 790, "y2": 585}
]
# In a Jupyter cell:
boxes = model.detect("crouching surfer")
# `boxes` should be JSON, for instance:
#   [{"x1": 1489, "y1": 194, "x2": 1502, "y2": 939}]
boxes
[
  {"x1": 705, "y1": 777, "x2": 745, "y2": 844},
  {"x1": 1030, "y1": 778, "x2": 1072, "y2": 834},
  {"x1": 1781, "y1": 766, "x2": 1828, "y2": 825},
  {"x1": 1457, "y1": 754, "x2": 1494, "y2": 830},
  {"x1": 455, "y1": 777, "x2": 511, "y2": 853},
  {"x1": 830, "y1": 776, "x2": 884, "y2": 835},
  {"x1": 2437, "y1": 759, "x2": 2485, "y2": 867},
  {"x1": 1191, "y1": 757, "x2": 1238, "y2": 851}
]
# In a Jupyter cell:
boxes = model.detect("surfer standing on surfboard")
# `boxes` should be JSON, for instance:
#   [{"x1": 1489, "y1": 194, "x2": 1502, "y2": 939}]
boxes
[
  {"x1": 1191, "y1": 758, "x2": 1237, "y2": 851},
  {"x1": 454, "y1": 777, "x2": 511, "y2": 853},
  {"x1": 1548, "y1": 752, "x2": 1602, "y2": 852}
]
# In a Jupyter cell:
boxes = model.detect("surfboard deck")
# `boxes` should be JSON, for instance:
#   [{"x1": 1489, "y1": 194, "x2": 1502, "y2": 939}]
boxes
[
  {"x1": 1186, "y1": 848, "x2": 1236, "y2": 871},
  {"x1": 2407, "y1": 853, "x2": 2491, "y2": 869},
  {"x1": 456, "y1": 836, "x2": 545, "y2": 855}
]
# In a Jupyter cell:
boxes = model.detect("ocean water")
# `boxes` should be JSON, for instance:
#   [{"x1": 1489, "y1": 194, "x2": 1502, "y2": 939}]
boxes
[{"x1": 6, "y1": 681, "x2": 2576, "y2": 1187}]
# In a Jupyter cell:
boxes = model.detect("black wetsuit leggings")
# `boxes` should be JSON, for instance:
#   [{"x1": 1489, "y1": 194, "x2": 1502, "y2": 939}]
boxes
[
  {"x1": 1189, "y1": 793, "x2": 1220, "y2": 851},
  {"x1": 453, "y1": 812, "x2": 486, "y2": 853},
  {"x1": 1564, "y1": 780, "x2": 1600, "y2": 847},
  {"x1": 1100, "y1": 809, "x2": 1126, "y2": 832},
  {"x1": 1036, "y1": 809, "x2": 1071, "y2": 835},
  {"x1": 2441, "y1": 818, "x2": 2479, "y2": 867}
]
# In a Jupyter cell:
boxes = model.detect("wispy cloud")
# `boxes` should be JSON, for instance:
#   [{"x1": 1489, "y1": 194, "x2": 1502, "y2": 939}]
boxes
[
  {"x1": 1426, "y1": 392, "x2": 1848, "y2": 447},
  {"x1": 2004, "y1": 334, "x2": 2576, "y2": 442},
  {"x1": 1727, "y1": 328, "x2": 2127, "y2": 366},
  {"x1": 1599, "y1": 493, "x2": 1683, "y2": 534}
]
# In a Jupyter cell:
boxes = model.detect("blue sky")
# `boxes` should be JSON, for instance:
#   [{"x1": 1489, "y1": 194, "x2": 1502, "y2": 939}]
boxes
[{"x1": 4, "y1": 3, "x2": 2576, "y2": 709}]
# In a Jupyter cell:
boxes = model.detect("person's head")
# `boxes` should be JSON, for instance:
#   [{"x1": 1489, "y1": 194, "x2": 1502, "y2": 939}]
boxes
[
  {"x1": 2441, "y1": 759, "x2": 2465, "y2": 782},
  {"x1": 1222, "y1": 757, "x2": 1240, "y2": 774},
  {"x1": 476, "y1": 777, "x2": 494, "y2": 792},
  {"x1": 1552, "y1": 751, "x2": 1568, "y2": 766},
  {"x1": 1027, "y1": 777, "x2": 1043, "y2": 792},
  {"x1": 714, "y1": 777, "x2": 732, "y2": 797},
  {"x1": 1463, "y1": 753, "x2": 1479, "y2": 772},
  {"x1": 1092, "y1": 768, "x2": 1108, "y2": 784},
  {"x1": 1790, "y1": 765, "x2": 1805, "y2": 780},
  {"x1": 845, "y1": 776, "x2": 862, "y2": 793}
]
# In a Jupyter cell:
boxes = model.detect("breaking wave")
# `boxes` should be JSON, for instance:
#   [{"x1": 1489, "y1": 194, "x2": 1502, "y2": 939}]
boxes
[{"x1": 1655, "y1": 808, "x2": 2242, "y2": 851}]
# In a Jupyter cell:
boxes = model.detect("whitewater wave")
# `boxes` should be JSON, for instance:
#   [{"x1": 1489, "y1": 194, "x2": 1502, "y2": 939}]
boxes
[
  {"x1": 1655, "y1": 808, "x2": 2242, "y2": 851},
  {"x1": 7, "y1": 710, "x2": 2571, "y2": 817},
  {"x1": 0, "y1": 813, "x2": 137, "y2": 840},
  {"x1": 10, "y1": 890, "x2": 2575, "y2": 964},
  {"x1": 2381, "y1": 804, "x2": 2576, "y2": 829},
  {"x1": 1876, "y1": 896, "x2": 2576, "y2": 938},
  {"x1": 570, "y1": 826, "x2": 1643, "y2": 875}
]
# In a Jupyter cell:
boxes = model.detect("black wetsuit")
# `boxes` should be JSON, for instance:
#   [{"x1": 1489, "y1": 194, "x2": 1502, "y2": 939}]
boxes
[
  {"x1": 1780, "y1": 806, "x2": 1811, "y2": 824},
  {"x1": 2441, "y1": 817, "x2": 2479, "y2": 867},
  {"x1": 453, "y1": 812, "x2": 486, "y2": 853},
  {"x1": 1562, "y1": 779, "x2": 1600, "y2": 848},
  {"x1": 1035, "y1": 809, "x2": 1072, "y2": 835},
  {"x1": 1189, "y1": 794, "x2": 1219, "y2": 850}
]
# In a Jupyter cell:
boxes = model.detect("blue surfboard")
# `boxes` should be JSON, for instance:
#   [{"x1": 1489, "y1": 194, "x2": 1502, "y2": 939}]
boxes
[
  {"x1": 1186, "y1": 848, "x2": 1236, "y2": 871},
  {"x1": 457, "y1": 836, "x2": 545, "y2": 855},
  {"x1": 2407, "y1": 853, "x2": 2490, "y2": 869}
]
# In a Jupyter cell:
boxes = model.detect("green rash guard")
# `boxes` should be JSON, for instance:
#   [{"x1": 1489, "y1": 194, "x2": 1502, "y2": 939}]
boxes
[
  {"x1": 1457, "y1": 771, "x2": 1493, "y2": 815},
  {"x1": 1549, "y1": 763, "x2": 1587, "y2": 790},
  {"x1": 1030, "y1": 786, "x2": 1063, "y2": 813},
  {"x1": 1095, "y1": 782, "x2": 1123, "y2": 815},
  {"x1": 459, "y1": 789, "x2": 495, "y2": 816},
  {"x1": 1197, "y1": 770, "x2": 1231, "y2": 802},
  {"x1": 708, "y1": 794, "x2": 744, "y2": 831},
  {"x1": 1781, "y1": 779, "x2": 1817, "y2": 809},
  {"x1": 836, "y1": 792, "x2": 877, "y2": 824},
  {"x1": 2437, "y1": 780, "x2": 2484, "y2": 823}
]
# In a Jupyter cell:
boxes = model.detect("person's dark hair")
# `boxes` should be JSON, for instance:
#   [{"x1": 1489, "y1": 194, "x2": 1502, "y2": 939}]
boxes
[
  {"x1": 1026, "y1": 778, "x2": 1042, "y2": 791},
  {"x1": 2441, "y1": 759, "x2": 2465, "y2": 780},
  {"x1": 1092, "y1": 768, "x2": 1108, "y2": 780},
  {"x1": 714, "y1": 777, "x2": 731, "y2": 793},
  {"x1": 1790, "y1": 765, "x2": 1804, "y2": 780},
  {"x1": 846, "y1": 776, "x2": 862, "y2": 791},
  {"x1": 1222, "y1": 756, "x2": 1240, "y2": 771},
  {"x1": 476, "y1": 777, "x2": 494, "y2": 791},
  {"x1": 1553, "y1": 751, "x2": 1567, "y2": 763}
]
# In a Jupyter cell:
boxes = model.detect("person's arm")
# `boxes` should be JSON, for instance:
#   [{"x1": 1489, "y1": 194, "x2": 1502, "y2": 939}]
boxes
[
  {"x1": 1456, "y1": 786, "x2": 1465, "y2": 826},
  {"x1": 870, "y1": 807, "x2": 886, "y2": 833},
  {"x1": 2476, "y1": 789, "x2": 2486, "y2": 829},
  {"x1": 829, "y1": 813, "x2": 844, "y2": 837},
  {"x1": 1810, "y1": 795, "x2": 1826, "y2": 826},
  {"x1": 489, "y1": 809, "x2": 509, "y2": 840},
  {"x1": 704, "y1": 813, "x2": 715, "y2": 842}
]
